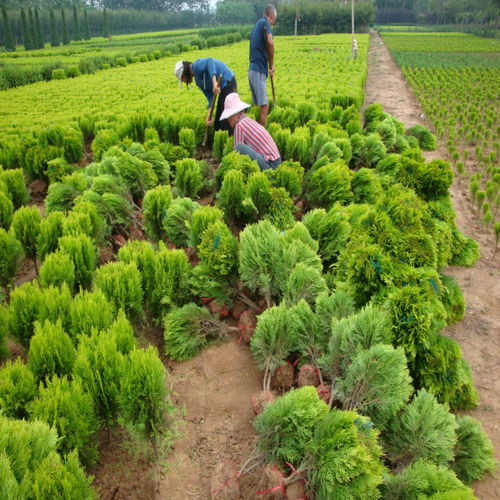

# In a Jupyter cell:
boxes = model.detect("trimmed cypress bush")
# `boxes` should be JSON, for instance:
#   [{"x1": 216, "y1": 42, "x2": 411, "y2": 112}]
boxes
[
  {"x1": 37, "y1": 284, "x2": 72, "y2": 333},
  {"x1": 11, "y1": 206, "x2": 42, "y2": 272},
  {"x1": 271, "y1": 160, "x2": 304, "y2": 198},
  {"x1": 9, "y1": 280, "x2": 42, "y2": 347},
  {"x1": 0, "y1": 358, "x2": 37, "y2": 419},
  {"x1": 246, "y1": 171, "x2": 273, "y2": 218},
  {"x1": 306, "y1": 161, "x2": 353, "y2": 209},
  {"x1": 417, "y1": 159, "x2": 453, "y2": 200},
  {"x1": 178, "y1": 127, "x2": 196, "y2": 155},
  {"x1": 94, "y1": 261, "x2": 143, "y2": 321},
  {"x1": 72, "y1": 201, "x2": 107, "y2": 243},
  {"x1": 264, "y1": 187, "x2": 295, "y2": 230},
  {"x1": 28, "y1": 376, "x2": 98, "y2": 466},
  {"x1": 0, "y1": 169, "x2": 29, "y2": 209},
  {"x1": 143, "y1": 185, "x2": 172, "y2": 242},
  {"x1": 175, "y1": 158, "x2": 203, "y2": 198},
  {"x1": 406, "y1": 124, "x2": 437, "y2": 151},
  {"x1": 105, "y1": 310, "x2": 137, "y2": 356},
  {"x1": 198, "y1": 220, "x2": 238, "y2": 275},
  {"x1": 215, "y1": 150, "x2": 259, "y2": 187},
  {"x1": 217, "y1": 169, "x2": 246, "y2": 221},
  {"x1": 36, "y1": 211, "x2": 65, "y2": 260},
  {"x1": 283, "y1": 262, "x2": 327, "y2": 306},
  {"x1": 120, "y1": 346, "x2": 171, "y2": 452},
  {"x1": 189, "y1": 206, "x2": 224, "y2": 248},
  {"x1": 440, "y1": 273, "x2": 465, "y2": 325},
  {"x1": 28, "y1": 320, "x2": 76, "y2": 383},
  {"x1": 0, "y1": 191, "x2": 13, "y2": 230},
  {"x1": 69, "y1": 288, "x2": 114, "y2": 340},
  {"x1": 58, "y1": 234, "x2": 96, "y2": 290},
  {"x1": 384, "y1": 389, "x2": 457, "y2": 467},
  {"x1": 0, "y1": 228, "x2": 23, "y2": 296},
  {"x1": 351, "y1": 168, "x2": 383, "y2": 205},
  {"x1": 162, "y1": 197, "x2": 199, "y2": 247},
  {"x1": 62, "y1": 211, "x2": 94, "y2": 238},
  {"x1": 350, "y1": 132, "x2": 387, "y2": 169}
]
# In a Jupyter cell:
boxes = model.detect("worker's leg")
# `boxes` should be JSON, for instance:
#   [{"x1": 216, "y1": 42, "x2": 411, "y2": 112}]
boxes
[
  {"x1": 259, "y1": 104, "x2": 269, "y2": 127},
  {"x1": 234, "y1": 143, "x2": 270, "y2": 170},
  {"x1": 248, "y1": 70, "x2": 268, "y2": 126},
  {"x1": 215, "y1": 77, "x2": 237, "y2": 135}
]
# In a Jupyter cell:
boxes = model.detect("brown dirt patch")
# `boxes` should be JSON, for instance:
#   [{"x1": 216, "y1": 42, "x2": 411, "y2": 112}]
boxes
[{"x1": 364, "y1": 31, "x2": 500, "y2": 498}]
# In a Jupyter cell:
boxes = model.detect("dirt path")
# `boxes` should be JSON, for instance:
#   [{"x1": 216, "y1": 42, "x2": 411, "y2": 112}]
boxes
[{"x1": 364, "y1": 32, "x2": 500, "y2": 499}]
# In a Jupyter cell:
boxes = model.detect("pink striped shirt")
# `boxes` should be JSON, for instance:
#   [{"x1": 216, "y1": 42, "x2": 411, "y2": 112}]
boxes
[{"x1": 234, "y1": 115, "x2": 280, "y2": 161}]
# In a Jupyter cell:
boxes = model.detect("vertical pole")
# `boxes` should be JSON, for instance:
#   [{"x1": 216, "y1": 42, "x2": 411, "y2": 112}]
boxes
[{"x1": 351, "y1": 0, "x2": 355, "y2": 40}]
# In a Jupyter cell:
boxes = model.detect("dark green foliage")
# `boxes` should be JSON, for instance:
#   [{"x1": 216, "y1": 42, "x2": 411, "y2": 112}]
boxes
[
  {"x1": 9, "y1": 280, "x2": 42, "y2": 347},
  {"x1": 20, "y1": 9, "x2": 33, "y2": 50},
  {"x1": 28, "y1": 320, "x2": 76, "y2": 383},
  {"x1": 152, "y1": 247, "x2": 191, "y2": 315},
  {"x1": 198, "y1": 221, "x2": 238, "y2": 276},
  {"x1": 271, "y1": 161, "x2": 304, "y2": 198},
  {"x1": 383, "y1": 459, "x2": 476, "y2": 500},
  {"x1": 250, "y1": 304, "x2": 298, "y2": 390},
  {"x1": 254, "y1": 386, "x2": 329, "y2": 466},
  {"x1": 350, "y1": 133, "x2": 387, "y2": 169},
  {"x1": 83, "y1": 10, "x2": 91, "y2": 40},
  {"x1": 94, "y1": 261, "x2": 143, "y2": 321},
  {"x1": 0, "y1": 191, "x2": 13, "y2": 230},
  {"x1": 69, "y1": 288, "x2": 114, "y2": 340},
  {"x1": 0, "y1": 359, "x2": 36, "y2": 419},
  {"x1": 58, "y1": 234, "x2": 96, "y2": 290},
  {"x1": 175, "y1": 158, "x2": 203, "y2": 198},
  {"x1": 119, "y1": 346, "x2": 171, "y2": 450},
  {"x1": 49, "y1": 9, "x2": 59, "y2": 47},
  {"x1": 452, "y1": 416, "x2": 496, "y2": 484},
  {"x1": 73, "y1": 329, "x2": 126, "y2": 426},
  {"x1": 163, "y1": 303, "x2": 228, "y2": 360},
  {"x1": 246, "y1": 172, "x2": 273, "y2": 217},
  {"x1": 306, "y1": 161, "x2": 353, "y2": 209},
  {"x1": 118, "y1": 240, "x2": 156, "y2": 306},
  {"x1": 217, "y1": 169, "x2": 246, "y2": 221},
  {"x1": 189, "y1": 206, "x2": 224, "y2": 248},
  {"x1": 2, "y1": 8, "x2": 16, "y2": 52},
  {"x1": 310, "y1": 409, "x2": 384, "y2": 500},
  {"x1": 283, "y1": 263, "x2": 327, "y2": 306},
  {"x1": 351, "y1": 168, "x2": 383, "y2": 204},
  {"x1": 31, "y1": 450, "x2": 95, "y2": 500},
  {"x1": 72, "y1": 3, "x2": 81, "y2": 41},
  {"x1": 406, "y1": 124, "x2": 437, "y2": 151},
  {"x1": 439, "y1": 274, "x2": 465, "y2": 325},
  {"x1": 215, "y1": 150, "x2": 259, "y2": 186},
  {"x1": 0, "y1": 228, "x2": 23, "y2": 294},
  {"x1": 340, "y1": 345, "x2": 412, "y2": 430},
  {"x1": 239, "y1": 220, "x2": 285, "y2": 306},
  {"x1": 11, "y1": 206, "x2": 42, "y2": 264},
  {"x1": 28, "y1": 376, "x2": 98, "y2": 466},
  {"x1": 102, "y1": 8, "x2": 109, "y2": 38},
  {"x1": 143, "y1": 185, "x2": 172, "y2": 242},
  {"x1": 162, "y1": 197, "x2": 199, "y2": 247},
  {"x1": 384, "y1": 390, "x2": 457, "y2": 467},
  {"x1": 264, "y1": 187, "x2": 295, "y2": 230},
  {"x1": 418, "y1": 159, "x2": 453, "y2": 200}
]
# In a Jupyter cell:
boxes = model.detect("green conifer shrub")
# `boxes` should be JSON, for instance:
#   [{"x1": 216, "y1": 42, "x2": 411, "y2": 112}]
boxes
[
  {"x1": 175, "y1": 158, "x2": 204, "y2": 199},
  {"x1": 451, "y1": 416, "x2": 496, "y2": 484},
  {"x1": 46, "y1": 158, "x2": 72, "y2": 184},
  {"x1": 118, "y1": 241, "x2": 156, "y2": 307},
  {"x1": 36, "y1": 212, "x2": 67, "y2": 260},
  {"x1": 73, "y1": 329, "x2": 125, "y2": 427},
  {"x1": 31, "y1": 450, "x2": 95, "y2": 500},
  {"x1": 316, "y1": 141, "x2": 343, "y2": 163},
  {"x1": 189, "y1": 206, "x2": 224, "y2": 248},
  {"x1": 449, "y1": 227, "x2": 480, "y2": 267},
  {"x1": 297, "y1": 102, "x2": 318, "y2": 125},
  {"x1": 310, "y1": 409, "x2": 385, "y2": 500},
  {"x1": 28, "y1": 320, "x2": 76, "y2": 383},
  {"x1": 306, "y1": 161, "x2": 353, "y2": 209},
  {"x1": 239, "y1": 220, "x2": 285, "y2": 307},
  {"x1": 119, "y1": 346, "x2": 171, "y2": 453},
  {"x1": 163, "y1": 303, "x2": 230, "y2": 360},
  {"x1": 28, "y1": 376, "x2": 98, "y2": 466},
  {"x1": 315, "y1": 289, "x2": 355, "y2": 342},
  {"x1": 94, "y1": 261, "x2": 143, "y2": 321},
  {"x1": 264, "y1": 187, "x2": 295, "y2": 230},
  {"x1": 351, "y1": 168, "x2": 383, "y2": 204},
  {"x1": 45, "y1": 178, "x2": 84, "y2": 214},
  {"x1": 246, "y1": 172, "x2": 273, "y2": 218},
  {"x1": 178, "y1": 127, "x2": 196, "y2": 155},
  {"x1": 72, "y1": 201, "x2": 107, "y2": 243},
  {"x1": 217, "y1": 169, "x2": 246, "y2": 221},
  {"x1": 282, "y1": 221, "x2": 319, "y2": 251},
  {"x1": 350, "y1": 133, "x2": 387, "y2": 169},
  {"x1": 127, "y1": 144, "x2": 170, "y2": 184},
  {"x1": 0, "y1": 228, "x2": 23, "y2": 296},
  {"x1": 37, "y1": 284, "x2": 72, "y2": 333},
  {"x1": 9, "y1": 280, "x2": 42, "y2": 347},
  {"x1": 377, "y1": 118, "x2": 398, "y2": 150},
  {"x1": 212, "y1": 130, "x2": 230, "y2": 161},
  {"x1": 340, "y1": 345, "x2": 412, "y2": 430},
  {"x1": 285, "y1": 126, "x2": 311, "y2": 165},
  {"x1": 62, "y1": 211, "x2": 93, "y2": 239},
  {"x1": 417, "y1": 158, "x2": 454, "y2": 201},
  {"x1": 406, "y1": 124, "x2": 437, "y2": 151},
  {"x1": 143, "y1": 185, "x2": 172, "y2": 242},
  {"x1": 364, "y1": 102, "x2": 385, "y2": 130},
  {"x1": 283, "y1": 263, "x2": 327, "y2": 307},
  {"x1": 0, "y1": 358, "x2": 37, "y2": 419},
  {"x1": 254, "y1": 386, "x2": 329, "y2": 465},
  {"x1": 11, "y1": 206, "x2": 42, "y2": 271},
  {"x1": 198, "y1": 221, "x2": 238, "y2": 276},
  {"x1": 58, "y1": 234, "x2": 96, "y2": 290},
  {"x1": 0, "y1": 168, "x2": 29, "y2": 210},
  {"x1": 383, "y1": 459, "x2": 476, "y2": 500},
  {"x1": 271, "y1": 161, "x2": 304, "y2": 198},
  {"x1": 152, "y1": 247, "x2": 191, "y2": 315},
  {"x1": 250, "y1": 304, "x2": 298, "y2": 390},
  {"x1": 384, "y1": 390, "x2": 457, "y2": 467},
  {"x1": 215, "y1": 151, "x2": 259, "y2": 187},
  {"x1": 0, "y1": 191, "x2": 13, "y2": 230},
  {"x1": 162, "y1": 197, "x2": 199, "y2": 247},
  {"x1": 439, "y1": 274, "x2": 465, "y2": 325}
]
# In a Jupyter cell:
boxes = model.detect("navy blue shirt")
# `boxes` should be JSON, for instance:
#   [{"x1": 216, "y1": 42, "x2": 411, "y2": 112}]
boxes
[
  {"x1": 249, "y1": 17, "x2": 272, "y2": 76},
  {"x1": 192, "y1": 57, "x2": 234, "y2": 106}
]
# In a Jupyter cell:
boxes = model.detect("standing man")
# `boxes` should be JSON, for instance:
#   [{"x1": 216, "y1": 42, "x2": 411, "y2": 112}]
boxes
[
  {"x1": 249, "y1": 4, "x2": 277, "y2": 127},
  {"x1": 174, "y1": 58, "x2": 237, "y2": 134}
]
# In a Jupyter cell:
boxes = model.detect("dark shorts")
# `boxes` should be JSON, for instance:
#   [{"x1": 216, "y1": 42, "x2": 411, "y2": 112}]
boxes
[{"x1": 215, "y1": 77, "x2": 237, "y2": 135}]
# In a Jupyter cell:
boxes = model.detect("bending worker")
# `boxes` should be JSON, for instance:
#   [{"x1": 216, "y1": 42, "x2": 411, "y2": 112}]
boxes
[
  {"x1": 220, "y1": 92, "x2": 281, "y2": 171},
  {"x1": 249, "y1": 4, "x2": 277, "y2": 126},
  {"x1": 174, "y1": 58, "x2": 237, "y2": 134}
]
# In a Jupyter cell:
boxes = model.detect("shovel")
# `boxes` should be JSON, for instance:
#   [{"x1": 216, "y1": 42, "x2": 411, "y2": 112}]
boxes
[
  {"x1": 202, "y1": 74, "x2": 223, "y2": 148},
  {"x1": 263, "y1": 28, "x2": 277, "y2": 107}
]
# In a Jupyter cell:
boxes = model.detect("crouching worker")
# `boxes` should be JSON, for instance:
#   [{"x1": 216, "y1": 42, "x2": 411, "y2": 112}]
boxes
[
  {"x1": 220, "y1": 92, "x2": 281, "y2": 170},
  {"x1": 174, "y1": 58, "x2": 236, "y2": 134}
]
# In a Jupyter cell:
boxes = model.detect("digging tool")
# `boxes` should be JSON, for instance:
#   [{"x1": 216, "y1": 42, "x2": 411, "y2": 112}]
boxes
[
  {"x1": 263, "y1": 28, "x2": 276, "y2": 107},
  {"x1": 202, "y1": 74, "x2": 223, "y2": 148}
]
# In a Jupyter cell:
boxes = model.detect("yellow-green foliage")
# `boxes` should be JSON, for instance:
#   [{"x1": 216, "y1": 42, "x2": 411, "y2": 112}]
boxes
[
  {"x1": 162, "y1": 196, "x2": 200, "y2": 247},
  {"x1": 215, "y1": 150, "x2": 259, "y2": 186},
  {"x1": 8, "y1": 280, "x2": 42, "y2": 347},
  {"x1": 0, "y1": 358, "x2": 37, "y2": 419},
  {"x1": 198, "y1": 221, "x2": 238, "y2": 276},
  {"x1": 36, "y1": 211, "x2": 65, "y2": 260},
  {"x1": 0, "y1": 169, "x2": 29, "y2": 209},
  {"x1": 306, "y1": 161, "x2": 353, "y2": 209},
  {"x1": 270, "y1": 160, "x2": 304, "y2": 198},
  {"x1": 39, "y1": 251, "x2": 76, "y2": 291},
  {"x1": 217, "y1": 169, "x2": 246, "y2": 221},
  {"x1": 58, "y1": 234, "x2": 96, "y2": 290},
  {"x1": 189, "y1": 205, "x2": 224, "y2": 248},
  {"x1": 0, "y1": 228, "x2": 23, "y2": 293},
  {"x1": 143, "y1": 185, "x2": 172, "y2": 242},
  {"x1": 0, "y1": 191, "x2": 13, "y2": 230},
  {"x1": 37, "y1": 284, "x2": 73, "y2": 333},
  {"x1": 178, "y1": 127, "x2": 196, "y2": 155},
  {"x1": 10, "y1": 205, "x2": 42, "y2": 262},
  {"x1": 175, "y1": 158, "x2": 204, "y2": 198},
  {"x1": 246, "y1": 171, "x2": 273, "y2": 217}
]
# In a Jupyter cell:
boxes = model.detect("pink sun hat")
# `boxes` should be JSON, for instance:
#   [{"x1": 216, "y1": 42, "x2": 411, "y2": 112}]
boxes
[{"x1": 220, "y1": 93, "x2": 250, "y2": 121}]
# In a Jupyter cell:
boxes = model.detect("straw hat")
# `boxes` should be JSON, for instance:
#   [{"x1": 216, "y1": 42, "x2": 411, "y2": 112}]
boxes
[{"x1": 220, "y1": 93, "x2": 250, "y2": 120}]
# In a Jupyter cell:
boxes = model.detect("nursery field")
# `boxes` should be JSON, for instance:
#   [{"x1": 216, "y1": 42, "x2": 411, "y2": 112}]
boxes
[{"x1": 0, "y1": 29, "x2": 498, "y2": 500}]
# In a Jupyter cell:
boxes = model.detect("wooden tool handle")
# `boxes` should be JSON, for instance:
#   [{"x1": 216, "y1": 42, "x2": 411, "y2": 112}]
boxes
[
  {"x1": 263, "y1": 28, "x2": 276, "y2": 106},
  {"x1": 202, "y1": 74, "x2": 223, "y2": 147}
]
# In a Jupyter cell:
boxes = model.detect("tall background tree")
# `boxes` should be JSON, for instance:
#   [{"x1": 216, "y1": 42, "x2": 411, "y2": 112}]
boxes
[
  {"x1": 102, "y1": 8, "x2": 109, "y2": 38},
  {"x1": 72, "y1": 3, "x2": 81, "y2": 41},
  {"x1": 2, "y1": 7, "x2": 16, "y2": 51},
  {"x1": 61, "y1": 9, "x2": 70, "y2": 45},
  {"x1": 83, "y1": 10, "x2": 91, "y2": 40},
  {"x1": 34, "y1": 7, "x2": 44, "y2": 49},
  {"x1": 20, "y1": 8, "x2": 32, "y2": 50},
  {"x1": 49, "y1": 9, "x2": 59, "y2": 47}
]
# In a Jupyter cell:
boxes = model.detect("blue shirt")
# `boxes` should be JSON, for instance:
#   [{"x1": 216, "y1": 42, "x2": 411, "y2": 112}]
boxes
[
  {"x1": 192, "y1": 57, "x2": 234, "y2": 107},
  {"x1": 249, "y1": 17, "x2": 272, "y2": 76}
]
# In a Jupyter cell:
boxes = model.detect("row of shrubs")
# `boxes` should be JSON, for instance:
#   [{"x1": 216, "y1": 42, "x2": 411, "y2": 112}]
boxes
[{"x1": 0, "y1": 28, "x2": 248, "y2": 90}]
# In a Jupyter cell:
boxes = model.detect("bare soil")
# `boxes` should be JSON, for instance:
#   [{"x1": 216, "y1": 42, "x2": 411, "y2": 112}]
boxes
[{"x1": 365, "y1": 31, "x2": 500, "y2": 499}]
